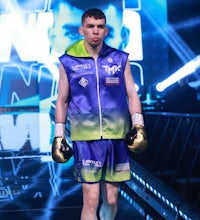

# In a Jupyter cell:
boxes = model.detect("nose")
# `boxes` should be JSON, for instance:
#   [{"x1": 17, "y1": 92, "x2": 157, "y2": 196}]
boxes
[{"x1": 93, "y1": 26, "x2": 99, "y2": 34}]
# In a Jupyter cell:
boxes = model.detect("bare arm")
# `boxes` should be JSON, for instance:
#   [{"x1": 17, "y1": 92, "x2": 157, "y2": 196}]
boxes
[
  {"x1": 124, "y1": 60, "x2": 142, "y2": 115},
  {"x1": 52, "y1": 63, "x2": 73, "y2": 163},
  {"x1": 55, "y1": 63, "x2": 69, "y2": 123},
  {"x1": 124, "y1": 60, "x2": 147, "y2": 152}
]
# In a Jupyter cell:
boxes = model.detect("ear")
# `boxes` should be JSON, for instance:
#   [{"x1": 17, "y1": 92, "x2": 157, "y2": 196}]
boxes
[
  {"x1": 104, "y1": 27, "x2": 109, "y2": 36},
  {"x1": 79, "y1": 26, "x2": 84, "y2": 36},
  {"x1": 48, "y1": 27, "x2": 60, "y2": 52},
  {"x1": 119, "y1": 26, "x2": 130, "y2": 50}
]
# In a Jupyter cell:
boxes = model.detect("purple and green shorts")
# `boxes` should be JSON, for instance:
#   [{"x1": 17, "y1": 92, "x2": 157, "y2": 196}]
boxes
[{"x1": 73, "y1": 139, "x2": 131, "y2": 183}]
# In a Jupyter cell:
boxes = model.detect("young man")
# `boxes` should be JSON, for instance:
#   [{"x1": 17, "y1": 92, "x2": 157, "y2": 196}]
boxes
[
  {"x1": 52, "y1": 8, "x2": 146, "y2": 220},
  {"x1": 48, "y1": 0, "x2": 129, "y2": 54}
]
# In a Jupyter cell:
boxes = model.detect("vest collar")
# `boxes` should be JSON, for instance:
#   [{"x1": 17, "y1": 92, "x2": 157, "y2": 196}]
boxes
[{"x1": 65, "y1": 39, "x2": 111, "y2": 58}]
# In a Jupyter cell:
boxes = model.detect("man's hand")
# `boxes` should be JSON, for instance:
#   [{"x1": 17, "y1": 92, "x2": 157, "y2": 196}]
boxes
[
  {"x1": 125, "y1": 125, "x2": 147, "y2": 153},
  {"x1": 52, "y1": 137, "x2": 73, "y2": 163}
]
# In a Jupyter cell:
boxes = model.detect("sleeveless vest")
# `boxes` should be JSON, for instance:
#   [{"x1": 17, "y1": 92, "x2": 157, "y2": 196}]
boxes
[{"x1": 59, "y1": 40, "x2": 131, "y2": 141}]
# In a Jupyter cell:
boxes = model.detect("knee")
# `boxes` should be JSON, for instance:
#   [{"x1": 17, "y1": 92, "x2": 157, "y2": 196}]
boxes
[
  {"x1": 106, "y1": 194, "x2": 118, "y2": 207},
  {"x1": 84, "y1": 193, "x2": 99, "y2": 210}
]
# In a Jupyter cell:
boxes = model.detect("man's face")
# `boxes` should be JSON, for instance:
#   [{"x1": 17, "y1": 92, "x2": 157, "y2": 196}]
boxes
[
  {"x1": 49, "y1": 3, "x2": 123, "y2": 53},
  {"x1": 49, "y1": 3, "x2": 83, "y2": 53},
  {"x1": 79, "y1": 16, "x2": 108, "y2": 48}
]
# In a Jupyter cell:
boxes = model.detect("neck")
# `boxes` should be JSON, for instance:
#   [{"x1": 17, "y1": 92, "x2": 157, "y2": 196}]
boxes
[{"x1": 84, "y1": 41, "x2": 103, "y2": 59}]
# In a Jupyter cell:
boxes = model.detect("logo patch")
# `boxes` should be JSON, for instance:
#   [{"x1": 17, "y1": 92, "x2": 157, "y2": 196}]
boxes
[
  {"x1": 115, "y1": 163, "x2": 130, "y2": 171},
  {"x1": 105, "y1": 77, "x2": 120, "y2": 85},
  {"x1": 79, "y1": 77, "x2": 88, "y2": 88},
  {"x1": 107, "y1": 58, "x2": 113, "y2": 63},
  {"x1": 102, "y1": 65, "x2": 121, "y2": 75},
  {"x1": 82, "y1": 159, "x2": 102, "y2": 167},
  {"x1": 72, "y1": 63, "x2": 91, "y2": 71}
]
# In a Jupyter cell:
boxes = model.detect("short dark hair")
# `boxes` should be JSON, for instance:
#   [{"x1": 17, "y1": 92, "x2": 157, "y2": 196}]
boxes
[{"x1": 81, "y1": 8, "x2": 106, "y2": 24}]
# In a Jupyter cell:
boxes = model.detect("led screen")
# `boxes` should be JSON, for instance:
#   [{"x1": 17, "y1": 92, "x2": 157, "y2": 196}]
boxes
[{"x1": 0, "y1": 0, "x2": 168, "y2": 152}]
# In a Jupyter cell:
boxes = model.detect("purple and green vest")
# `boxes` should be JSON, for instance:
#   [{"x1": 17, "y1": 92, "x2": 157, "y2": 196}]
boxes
[{"x1": 59, "y1": 40, "x2": 131, "y2": 141}]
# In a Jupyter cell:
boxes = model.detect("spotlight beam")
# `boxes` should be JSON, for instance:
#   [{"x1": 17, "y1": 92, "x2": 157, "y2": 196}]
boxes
[{"x1": 156, "y1": 55, "x2": 200, "y2": 92}]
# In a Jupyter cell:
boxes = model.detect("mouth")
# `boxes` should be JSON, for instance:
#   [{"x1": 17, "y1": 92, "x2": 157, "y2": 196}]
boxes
[{"x1": 92, "y1": 38, "x2": 99, "y2": 42}]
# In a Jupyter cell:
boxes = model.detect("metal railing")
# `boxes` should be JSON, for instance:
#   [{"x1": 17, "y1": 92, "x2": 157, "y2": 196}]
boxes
[{"x1": 127, "y1": 112, "x2": 200, "y2": 217}]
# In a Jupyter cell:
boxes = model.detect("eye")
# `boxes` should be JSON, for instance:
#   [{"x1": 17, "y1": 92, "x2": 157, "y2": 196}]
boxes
[
  {"x1": 87, "y1": 24, "x2": 94, "y2": 28},
  {"x1": 98, "y1": 25, "x2": 105, "y2": 29},
  {"x1": 64, "y1": 30, "x2": 80, "y2": 40},
  {"x1": 63, "y1": 25, "x2": 80, "y2": 40}
]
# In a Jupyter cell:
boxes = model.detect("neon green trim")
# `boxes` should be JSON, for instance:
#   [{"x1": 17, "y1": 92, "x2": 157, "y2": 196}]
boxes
[{"x1": 66, "y1": 40, "x2": 91, "y2": 57}]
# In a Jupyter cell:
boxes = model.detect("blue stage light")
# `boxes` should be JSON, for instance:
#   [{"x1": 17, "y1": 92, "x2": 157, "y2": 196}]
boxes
[{"x1": 156, "y1": 55, "x2": 200, "y2": 92}]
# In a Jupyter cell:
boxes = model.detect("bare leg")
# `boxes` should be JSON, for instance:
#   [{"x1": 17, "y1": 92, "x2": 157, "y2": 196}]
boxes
[
  {"x1": 81, "y1": 183, "x2": 100, "y2": 220},
  {"x1": 99, "y1": 182, "x2": 119, "y2": 220}
]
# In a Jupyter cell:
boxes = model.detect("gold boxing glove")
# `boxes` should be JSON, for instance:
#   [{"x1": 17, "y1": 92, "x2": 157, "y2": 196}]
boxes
[
  {"x1": 52, "y1": 137, "x2": 73, "y2": 163},
  {"x1": 125, "y1": 125, "x2": 147, "y2": 153}
]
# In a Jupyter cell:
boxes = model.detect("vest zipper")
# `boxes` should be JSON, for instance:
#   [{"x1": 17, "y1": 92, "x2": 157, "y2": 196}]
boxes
[{"x1": 94, "y1": 58, "x2": 103, "y2": 138}]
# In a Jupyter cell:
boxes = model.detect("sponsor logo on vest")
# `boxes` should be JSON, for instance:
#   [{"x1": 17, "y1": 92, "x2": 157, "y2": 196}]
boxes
[
  {"x1": 102, "y1": 65, "x2": 121, "y2": 75},
  {"x1": 105, "y1": 77, "x2": 120, "y2": 85},
  {"x1": 72, "y1": 63, "x2": 91, "y2": 71},
  {"x1": 79, "y1": 77, "x2": 88, "y2": 88},
  {"x1": 107, "y1": 58, "x2": 113, "y2": 63}
]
